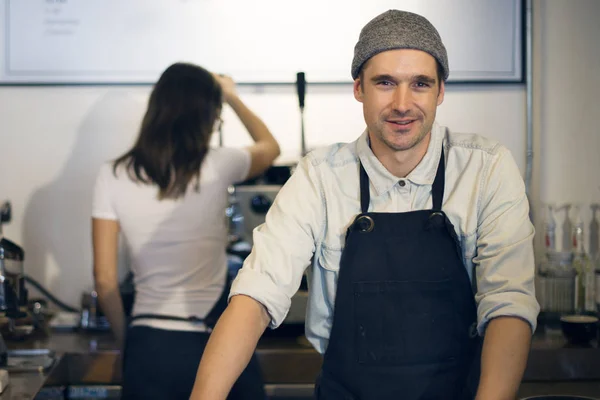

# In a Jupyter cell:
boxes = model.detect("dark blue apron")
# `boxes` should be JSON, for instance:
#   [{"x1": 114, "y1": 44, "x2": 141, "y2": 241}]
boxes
[
  {"x1": 124, "y1": 275, "x2": 267, "y2": 400},
  {"x1": 315, "y1": 148, "x2": 481, "y2": 400}
]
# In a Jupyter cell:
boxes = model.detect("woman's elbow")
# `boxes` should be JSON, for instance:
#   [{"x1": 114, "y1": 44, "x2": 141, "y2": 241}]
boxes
[{"x1": 273, "y1": 143, "x2": 282, "y2": 159}]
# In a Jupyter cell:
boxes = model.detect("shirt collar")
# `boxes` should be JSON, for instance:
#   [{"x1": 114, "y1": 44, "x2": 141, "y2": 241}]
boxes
[{"x1": 356, "y1": 122, "x2": 445, "y2": 196}]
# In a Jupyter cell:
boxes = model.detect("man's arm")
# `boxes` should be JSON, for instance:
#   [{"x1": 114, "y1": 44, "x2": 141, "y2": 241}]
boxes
[
  {"x1": 190, "y1": 154, "x2": 325, "y2": 399},
  {"x1": 190, "y1": 295, "x2": 270, "y2": 400},
  {"x1": 473, "y1": 147, "x2": 540, "y2": 399},
  {"x1": 475, "y1": 316, "x2": 531, "y2": 400}
]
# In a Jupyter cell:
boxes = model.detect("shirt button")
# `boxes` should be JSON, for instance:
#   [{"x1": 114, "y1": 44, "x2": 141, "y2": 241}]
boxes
[{"x1": 398, "y1": 180, "x2": 406, "y2": 187}]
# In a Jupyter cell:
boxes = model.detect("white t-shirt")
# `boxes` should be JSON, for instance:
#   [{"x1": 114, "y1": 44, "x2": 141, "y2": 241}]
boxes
[{"x1": 92, "y1": 147, "x2": 251, "y2": 332}]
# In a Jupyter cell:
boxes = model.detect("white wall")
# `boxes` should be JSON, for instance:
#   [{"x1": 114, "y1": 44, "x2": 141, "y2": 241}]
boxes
[
  {"x1": 531, "y1": 0, "x2": 600, "y2": 256},
  {"x1": 0, "y1": 83, "x2": 525, "y2": 308},
  {"x1": 2, "y1": 0, "x2": 598, "y2": 308}
]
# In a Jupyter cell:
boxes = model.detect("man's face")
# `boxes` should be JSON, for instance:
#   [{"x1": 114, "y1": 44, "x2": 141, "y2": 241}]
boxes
[{"x1": 354, "y1": 49, "x2": 445, "y2": 153}]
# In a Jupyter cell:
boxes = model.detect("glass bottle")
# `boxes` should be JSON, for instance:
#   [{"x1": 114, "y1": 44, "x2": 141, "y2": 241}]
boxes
[
  {"x1": 544, "y1": 203, "x2": 557, "y2": 252},
  {"x1": 591, "y1": 204, "x2": 600, "y2": 311},
  {"x1": 572, "y1": 205, "x2": 595, "y2": 314}
]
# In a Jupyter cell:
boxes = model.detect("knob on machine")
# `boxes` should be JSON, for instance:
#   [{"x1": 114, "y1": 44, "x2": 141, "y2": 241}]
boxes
[{"x1": 250, "y1": 194, "x2": 273, "y2": 214}]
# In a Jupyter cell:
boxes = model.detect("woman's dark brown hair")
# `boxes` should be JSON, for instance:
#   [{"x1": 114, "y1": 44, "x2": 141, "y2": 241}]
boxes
[{"x1": 113, "y1": 62, "x2": 222, "y2": 199}]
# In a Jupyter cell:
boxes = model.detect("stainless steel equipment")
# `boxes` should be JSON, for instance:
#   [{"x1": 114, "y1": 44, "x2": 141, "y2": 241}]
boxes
[
  {"x1": 79, "y1": 275, "x2": 135, "y2": 331},
  {"x1": 0, "y1": 201, "x2": 27, "y2": 317},
  {"x1": 79, "y1": 290, "x2": 110, "y2": 331},
  {"x1": 0, "y1": 200, "x2": 30, "y2": 367},
  {"x1": 235, "y1": 184, "x2": 282, "y2": 245},
  {"x1": 5, "y1": 349, "x2": 55, "y2": 372},
  {"x1": 225, "y1": 185, "x2": 245, "y2": 245},
  {"x1": 231, "y1": 184, "x2": 309, "y2": 325}
]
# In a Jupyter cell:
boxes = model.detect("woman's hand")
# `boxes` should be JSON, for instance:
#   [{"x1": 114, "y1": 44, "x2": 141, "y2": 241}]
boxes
[{"x1": 213, "y1": 73, "x2": 237, "y2": 104}]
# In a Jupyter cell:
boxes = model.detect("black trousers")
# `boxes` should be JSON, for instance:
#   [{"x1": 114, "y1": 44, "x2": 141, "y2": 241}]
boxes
[{"x1": 122, "y1": 325, "x2": 267, "y2": 400}]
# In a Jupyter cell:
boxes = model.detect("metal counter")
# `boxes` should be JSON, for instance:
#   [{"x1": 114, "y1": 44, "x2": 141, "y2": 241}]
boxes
[{"x1": 0, "y1": 325, "x2": 600, "y2": 399}]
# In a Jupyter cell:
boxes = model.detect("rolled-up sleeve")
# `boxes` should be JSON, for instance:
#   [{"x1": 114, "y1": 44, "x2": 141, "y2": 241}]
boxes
[
  {"x1": 474, "y1": 147, "x2": 540, "y2": 335},
  {"x1": 229, "y1": 155, "x2": 325, "y2": 329}
]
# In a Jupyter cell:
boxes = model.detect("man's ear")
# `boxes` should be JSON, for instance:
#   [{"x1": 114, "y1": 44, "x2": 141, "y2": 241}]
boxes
[
  {"x1": 354, "y1": 78, "x2": 364, "y2": 103},
  {"x1": 437, "y1": 81, "x2": 445, "y2": 106}
]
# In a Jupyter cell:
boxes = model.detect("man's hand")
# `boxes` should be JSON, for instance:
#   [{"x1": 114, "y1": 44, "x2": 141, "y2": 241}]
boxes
[{"x1": 213, "y1": 73, "x2": 237, "y2": 104}]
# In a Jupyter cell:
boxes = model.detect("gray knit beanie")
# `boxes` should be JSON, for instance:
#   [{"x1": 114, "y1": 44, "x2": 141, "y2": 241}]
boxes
[{"x1": 351, "y1": 10, "x2": 449, "y2": 81}]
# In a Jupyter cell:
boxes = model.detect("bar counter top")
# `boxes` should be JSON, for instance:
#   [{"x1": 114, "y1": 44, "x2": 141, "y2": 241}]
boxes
[{"x1": 1, "y1": 322, "x2": 600, "y2": 399}]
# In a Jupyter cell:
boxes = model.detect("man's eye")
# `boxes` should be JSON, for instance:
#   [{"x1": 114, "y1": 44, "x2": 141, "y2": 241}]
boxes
[
  {"x1": 416, "y1": 82, "x2": 431, "y2": 88},
  {"x1": 377, "y1": 81, "x2": 393, "y2": 86}
]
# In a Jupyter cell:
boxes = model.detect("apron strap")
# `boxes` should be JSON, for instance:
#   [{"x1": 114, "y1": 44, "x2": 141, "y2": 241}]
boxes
[
  {"x1": 130, "y1": 313, "x2": 204, "y2": 323},
  {"x1": 128, "y1": 273, "x2": 232, "y2": 329},
  {"x1": 431, "y1": 147, "x2": 446, "y2": 212},
  {"x1": 359, "y1": 145, "x2": 446, "y2": 213},
  {"x1": 359, "y1": 163, "x2": 370, "y2": 214}
]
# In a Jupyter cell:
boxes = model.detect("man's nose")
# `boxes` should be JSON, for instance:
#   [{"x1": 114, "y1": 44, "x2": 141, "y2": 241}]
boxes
[{"x1": 392, "y1": 86, "x2": 412, "y2": 113}]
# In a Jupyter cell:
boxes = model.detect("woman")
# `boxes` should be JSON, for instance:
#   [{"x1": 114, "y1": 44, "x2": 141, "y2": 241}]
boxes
[{"x1": 91, "y1": 62, "x2": 279, "y2": 399}]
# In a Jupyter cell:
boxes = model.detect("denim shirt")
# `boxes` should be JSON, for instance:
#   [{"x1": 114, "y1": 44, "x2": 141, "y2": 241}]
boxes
[{"x1": 231, "y1": 122, "x2": 540, "y2": 354}]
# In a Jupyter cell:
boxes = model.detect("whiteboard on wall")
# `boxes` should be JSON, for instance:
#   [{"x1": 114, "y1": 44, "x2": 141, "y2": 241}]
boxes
[{"x1": 0, "y1": 0, "x2": 523, "y2": 84}]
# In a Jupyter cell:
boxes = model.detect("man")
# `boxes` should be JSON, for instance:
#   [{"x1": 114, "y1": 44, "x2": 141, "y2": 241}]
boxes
[{"x1": 191, "y1": 10, "x2": 539, "y2": 400}]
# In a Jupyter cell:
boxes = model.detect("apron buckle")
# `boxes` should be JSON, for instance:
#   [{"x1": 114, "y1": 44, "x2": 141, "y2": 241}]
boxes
[
  {"x1": 428, "y1": 211, "x2": 446, "y2": 229},
  {"x1": 354, "y1": 215, "x2": 374, "y2": 233},
  {"x1": 468, "y1": 322, "x2": 479, "y2": 338}
]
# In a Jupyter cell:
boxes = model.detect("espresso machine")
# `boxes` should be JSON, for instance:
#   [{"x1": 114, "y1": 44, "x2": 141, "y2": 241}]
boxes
[{"x1": 0, "y1": 201, "x2": 28, "y2": 365}]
